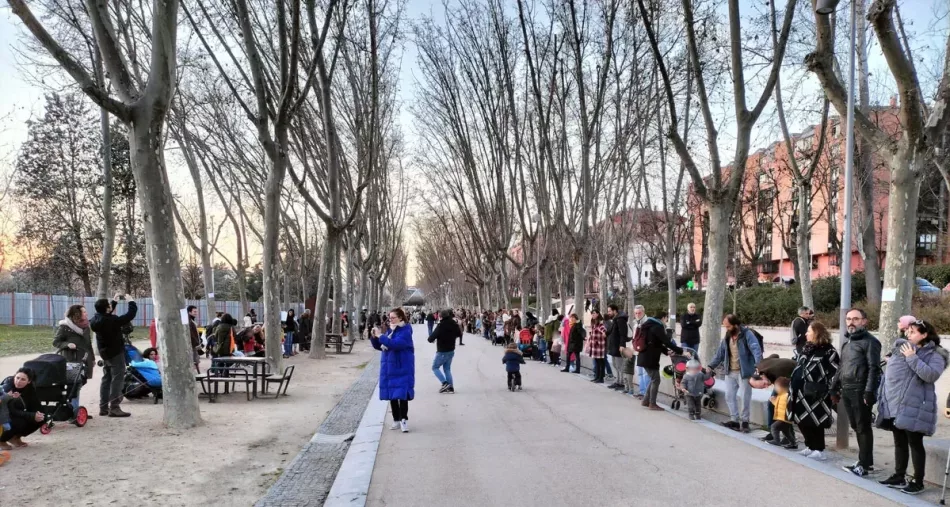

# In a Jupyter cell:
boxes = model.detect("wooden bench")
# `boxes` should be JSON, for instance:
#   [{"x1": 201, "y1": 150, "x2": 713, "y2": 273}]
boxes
[
  {"x1": 324, "y1": 333, "x2": 354, "y2": 354},
  {"x1": 196, "y1": 367, "x2": 254, "y2": 403}
]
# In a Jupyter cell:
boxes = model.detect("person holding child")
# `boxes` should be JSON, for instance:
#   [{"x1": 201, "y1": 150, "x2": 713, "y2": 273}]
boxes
[
  {"x1": 787, "y1": 321, "x2": 839, "y2": 460},
  {"x1": 503, "y1": 343, "x2": 525, "y2": 391},
  {"x1": 875, "y1": 319, "x2": 948, "y2": 495}
]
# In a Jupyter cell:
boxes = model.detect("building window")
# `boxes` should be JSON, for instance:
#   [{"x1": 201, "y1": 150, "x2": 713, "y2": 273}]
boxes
[{"x1": 917, "y1": 233, "x2": 938, "y2": 253}]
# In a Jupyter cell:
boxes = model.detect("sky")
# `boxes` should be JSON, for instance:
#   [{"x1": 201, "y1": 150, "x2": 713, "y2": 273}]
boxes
[{"x1": 0, "y1": 1, "x2": 946, "y2": 288}]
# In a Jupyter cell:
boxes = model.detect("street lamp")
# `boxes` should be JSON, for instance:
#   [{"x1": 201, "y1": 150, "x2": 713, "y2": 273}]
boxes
[{"x1": 817, "y1": 0, "x2": 853, "y2": 451}]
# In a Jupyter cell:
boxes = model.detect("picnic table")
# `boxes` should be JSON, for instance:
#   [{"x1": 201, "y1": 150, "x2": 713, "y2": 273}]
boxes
[
  {"x1": 208, "y1": 356, "x2": 270, "y2": 398},
  {"x1": 325, "y1": 333, "x2": 354, "y2": 354}
]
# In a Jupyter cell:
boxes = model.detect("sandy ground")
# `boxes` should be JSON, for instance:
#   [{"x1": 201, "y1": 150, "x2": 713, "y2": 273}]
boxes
[{"x1": 0, "y1": 340, "x2": 374, "y2": 507}]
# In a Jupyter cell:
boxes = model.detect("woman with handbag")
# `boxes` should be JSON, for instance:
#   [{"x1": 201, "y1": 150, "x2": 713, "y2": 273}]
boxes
[{"x1": 787, "y1": 321, "x2": 839, "y2": 461}]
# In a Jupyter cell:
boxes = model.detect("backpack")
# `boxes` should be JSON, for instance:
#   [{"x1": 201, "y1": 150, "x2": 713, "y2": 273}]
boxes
[
  {"x1": 748, "y1": 327, "x2": 764, "y2": 353},
  {"x1": 632, "y1": 322, "x2": 648, "y2": 353}
]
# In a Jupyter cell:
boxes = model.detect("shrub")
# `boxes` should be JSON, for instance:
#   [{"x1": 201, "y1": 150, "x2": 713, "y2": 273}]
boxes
[{"x1": 916, "y1": 264, "x2": 950, "y2": 288}]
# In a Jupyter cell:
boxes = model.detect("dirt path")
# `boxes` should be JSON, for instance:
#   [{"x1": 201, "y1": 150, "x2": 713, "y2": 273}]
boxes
[{"x1": 0, "y1": 341, "x2": 374, "y2": 507}]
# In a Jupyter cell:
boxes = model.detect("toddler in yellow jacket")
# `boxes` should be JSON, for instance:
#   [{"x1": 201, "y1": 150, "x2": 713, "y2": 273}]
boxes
[{"x1": 768, "y1": 377, "x2": 797, "y2": 449}]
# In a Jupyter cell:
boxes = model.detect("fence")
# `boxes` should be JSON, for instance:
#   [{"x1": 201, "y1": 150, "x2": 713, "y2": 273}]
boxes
[{"x1": 0, "y1": 293, "x2": 305, "y2": 328}]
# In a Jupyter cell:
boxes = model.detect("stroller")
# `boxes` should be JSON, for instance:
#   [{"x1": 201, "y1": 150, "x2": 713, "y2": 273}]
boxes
[
  {"x1": 662, "y1": 347, "x2": 716, "y2": 411},
  {"x1": 17, "y1": 354, "x2": 90, "y2": 434},
  {"x1": 123, "y1": 338, "x2": 163, "y2": 404}
]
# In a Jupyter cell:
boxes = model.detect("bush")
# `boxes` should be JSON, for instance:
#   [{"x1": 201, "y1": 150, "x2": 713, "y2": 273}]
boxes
[{"x1": 916, "y1": 264, "x2": 950, "y2": 288}]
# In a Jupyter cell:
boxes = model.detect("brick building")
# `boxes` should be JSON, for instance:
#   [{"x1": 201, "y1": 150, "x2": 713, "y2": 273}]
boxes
[{"x1": 690, "y1": 104, "x2": 948, "y2": 285}]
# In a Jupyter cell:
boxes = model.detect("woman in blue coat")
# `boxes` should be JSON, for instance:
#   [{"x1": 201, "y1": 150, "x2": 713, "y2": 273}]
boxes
[
  {"x1": 875, "y1": 319, "x2": 948, "y2": 495},
  {"x1": 371, "y1": 308, "x2": 415, "y2": 433}
]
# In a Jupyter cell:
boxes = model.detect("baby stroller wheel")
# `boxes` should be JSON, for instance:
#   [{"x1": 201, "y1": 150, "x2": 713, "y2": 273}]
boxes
[
  {"x1": 706, "y1": 397, "x2": 716, "y2": 409},
  {"x1": 74, "y1": 406, "x2": 89, "y2": 427},
  {"x1": 40, "y1": 423, "x2": 53, "y2": 435}
]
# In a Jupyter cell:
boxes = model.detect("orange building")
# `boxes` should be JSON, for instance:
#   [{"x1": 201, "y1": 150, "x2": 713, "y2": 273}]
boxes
[{"x1": 690, "y1": 103, "x2": 948, "y2": 285}]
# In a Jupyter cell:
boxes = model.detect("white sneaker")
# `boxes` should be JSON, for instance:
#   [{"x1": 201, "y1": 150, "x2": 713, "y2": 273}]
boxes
[
  {"x1": 390, "y1": 421, "x2": 400, "y2": 430},
  {"x1": 798, "y1": 448, "x2": 813, "y2": 456},
  {"x1": 807, "y1": 450, "x2": 826, "y2": 461},
  {"x1": 400, "y1": 419, "x2": 409, "y2": 433}
]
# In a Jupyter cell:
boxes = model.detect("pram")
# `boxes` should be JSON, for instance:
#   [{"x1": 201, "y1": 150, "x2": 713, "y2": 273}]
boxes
[
  {"x1": 123, "y1": 339, "x2": 163, "y2": 404},
  {"x1": 18, "y1": 353, "x2": 90, "y2": 434},
  {"x1": 662, "y1": 347, "x2": 716, "y2": 411}
]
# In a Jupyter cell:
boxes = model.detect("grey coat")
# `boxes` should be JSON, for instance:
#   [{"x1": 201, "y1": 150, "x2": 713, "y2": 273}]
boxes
[
  {"x1": 681, "y1": 370, "x2": 712, "y2": 396},
  {"x1": 875, "y1": 339, "x2": 949, "y2": 436}
]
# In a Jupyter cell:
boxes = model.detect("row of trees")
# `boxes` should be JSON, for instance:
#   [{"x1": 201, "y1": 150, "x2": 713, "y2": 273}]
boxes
[
  {"x1": 4, "y1": 0, "x2": 409, "y2": 427},
  {"x1": 412, "y1": 0, "x2": 950, "y2": 363}
]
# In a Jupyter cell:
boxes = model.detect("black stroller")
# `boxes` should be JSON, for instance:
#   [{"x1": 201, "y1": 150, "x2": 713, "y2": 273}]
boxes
[{"x1": 19, "y1": 354, "x2": 90, "y2": 434}]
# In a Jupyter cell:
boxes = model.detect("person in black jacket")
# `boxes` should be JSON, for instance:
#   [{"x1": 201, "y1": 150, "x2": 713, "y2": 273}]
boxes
[
  {"x1": 428, "y1": 309, "x2": 462, "y2": 393},
  {"x1": 680, "y1": 303, "x2": 702, "y2": 352},
  {"x1": 0, "y1": 368, "x2": 44, "y2": 449},
  {"x1": 187, "y1": 306, "x2": 201, "y2": 373},
  {"x1": 790, "y1": 306, "x2": 814, "y2": 356},
  {"x1": 638, "y1": 311, "x2": 683, "y2": 410},
  {"x1": 832, "y1": 308, "x2": 882, "y2": 476},
  {"x1": 91, "y1": 295, "x2": 138, "y2": 418},
  {"x1": 606, "y1": 305, "x2": 629, "y2": 390},
  {"x1": 561, "y1": 314, "x2": 586, "y2": 374}
]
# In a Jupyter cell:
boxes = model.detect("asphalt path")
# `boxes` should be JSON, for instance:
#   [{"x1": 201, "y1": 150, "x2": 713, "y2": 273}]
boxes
[{"x1": 366, "y1": 325, "x2": 900, "y2": 507}]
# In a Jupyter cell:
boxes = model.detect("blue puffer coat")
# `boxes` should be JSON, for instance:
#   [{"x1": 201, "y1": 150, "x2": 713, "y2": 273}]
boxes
[
  {"x1": 371, "y1": 323, "x2": 415, "y2": 401},
  {"x1": 875, "y1": 339, "x2": 949, "y2": 436}
]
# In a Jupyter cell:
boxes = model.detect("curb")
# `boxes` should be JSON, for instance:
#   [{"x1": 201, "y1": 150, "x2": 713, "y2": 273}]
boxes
[{"x1": 324, "y1": 386, "x2": 387, "y2": 507}]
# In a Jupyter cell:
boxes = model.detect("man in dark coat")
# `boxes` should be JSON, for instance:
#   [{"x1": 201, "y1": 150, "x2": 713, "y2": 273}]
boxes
[
  {"x1": 833, "y1": 308, "x2": 882, "y2": 477},
  {"x1": 188, "y1": 305, "x2": 201, "y2": 373},
  {"x1": 561, "y1": 314, "x2": 586, "y2": 375},
  {"x1": 638, "y1": 311, "x2": 682, "y2": 410},
  {"x1": 680, "y1": 303, "x2": 702, "y2": 352},
  {"x1": 427, "y1": 309, "x2": 462, "y2": 393},
  {"x1": 91, "y1": 295, "x2": 138, "y2": 418},
  {"x1": 605, "y1": 304, "x2": 629, "y2": 390},
  {"x1": 790, "y1": 306, "x2": 814, "y2": 356}
]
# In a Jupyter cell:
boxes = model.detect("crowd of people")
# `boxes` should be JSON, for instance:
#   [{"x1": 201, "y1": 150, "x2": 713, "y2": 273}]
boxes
[{"x1": 366, "y1": 302, "x2": 950, "y2": 496}]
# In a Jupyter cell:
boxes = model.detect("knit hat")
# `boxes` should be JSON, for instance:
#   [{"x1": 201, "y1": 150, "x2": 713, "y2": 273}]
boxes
[{"x1": 898, "y1": 315, "x2": 917, "y2": 330}]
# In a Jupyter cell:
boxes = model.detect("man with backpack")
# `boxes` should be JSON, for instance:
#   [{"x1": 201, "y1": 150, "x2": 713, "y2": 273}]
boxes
[{"x1": 707, "y1": 314, "x2": 763, "y2": 432}]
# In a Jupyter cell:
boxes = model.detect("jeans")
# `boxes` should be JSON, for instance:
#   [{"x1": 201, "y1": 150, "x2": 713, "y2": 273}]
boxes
[
  {"x1": 100, "y1": 353, "x2": 126, "y2": 410},
  {"x1": 427, "y1": 322, "x2": 434, "y2": 336},
  {"x1": 638, "y1": 367, "x2": 650, "y2": 395},
  {"x1": 604, "y1": 358, "x2": 613, "y2": 377},
  {"x1": 390, "y1": 399, "x2": 409, "y2": 421},
  {"x1": 592, "y1": 358, "x2": 606, "y2": 381},
  {"x1": 799, "y1": 424, "x2": 826, "y2": 451},
  {"x1": 563, "y1": 352, "x2": 581, "y2": 373},
  {"x1": 842, "y1": 388, "x2": 874, "y2": 467},
  {"x1": 623, "y1": 373, "x2": 636, "y2": 393},
  {"x1": 610, "y1": 356, "x2": 624, "y2": 382},
  {"x1": 723, "y1": 371, "x2": 752, "y2": 422},
  {"x1": 770, "y1": 421, "x2": 796, "y2": 444},
  {"x1": 645, "y1": 368, "x2": 661, "y2": 405},
  {"x1": 70, "y1": 395, "x2": 80, "y2": 414},
  {"x1": 893, "y1": 428, "x2": 926, "y2": 482},
  {"x1": 687, "y1": 395, "x2": 702, "y2": 417},
  {"x1": 284, "y1": 332, "x2": 294, "y2": 356},
  {"x1": 432, "y1": 351, "x2": 455, "y2": 385}
]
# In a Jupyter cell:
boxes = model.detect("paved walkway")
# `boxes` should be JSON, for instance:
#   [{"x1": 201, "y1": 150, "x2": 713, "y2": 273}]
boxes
[{"x1": 364, "y1": 325, "x2": 917, "y2": 506}]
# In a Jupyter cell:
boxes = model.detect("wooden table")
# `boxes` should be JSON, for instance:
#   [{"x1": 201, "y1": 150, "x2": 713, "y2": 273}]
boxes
[{"x1": 211, "y1": 356, "x2": 269, "y2": 398}]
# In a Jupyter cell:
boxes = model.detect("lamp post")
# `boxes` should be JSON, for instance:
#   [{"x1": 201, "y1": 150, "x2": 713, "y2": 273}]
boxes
[{"x1": 817, "y1": 0, "x2": 854, "y2": 451}]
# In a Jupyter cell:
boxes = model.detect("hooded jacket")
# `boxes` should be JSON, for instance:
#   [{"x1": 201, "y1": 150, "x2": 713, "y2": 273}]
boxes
[
  {"x1": 372, "y1": 323, "x2": 415, "y2": 401},
  {"x1": 832, "y1": 328, "x2": 882, "y2": 394},
  {"x1": 876, "y1": 339, "x2": 949, "y2": 436},
  {"x1": 427, "y1": 317, "x2": 462, "y2": 352},
  {"x1": 503, "y1": 350, "x2": 525, "y2": 373},
  {"x1": 90, "y1": 301, "x2": 138, "y2": 360},
  {"x1": 636, "y1": 318, "x2": 682, "y2": 370}
]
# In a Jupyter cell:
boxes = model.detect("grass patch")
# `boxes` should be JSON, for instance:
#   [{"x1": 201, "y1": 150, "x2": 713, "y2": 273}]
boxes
[
  {"x1": 355, "y1": 361, "x2": 369, "y2": 370},
  {"x1": 0, "y1": 325, "x2": 57, "y2": 358}
]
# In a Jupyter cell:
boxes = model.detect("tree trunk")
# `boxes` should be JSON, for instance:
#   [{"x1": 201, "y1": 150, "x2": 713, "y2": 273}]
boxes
[
  {"x1": 699, "y1": 202, "x2": 733, "y2": 363},
  {"x1": 878, "y1": 156, "x2": 922, "y2": 349},
  {"x1": 261, "y1": 137, "x2": 287, "y2": 373},
  {"x1": 796, "y1": 181, "x2": 814, "y2": 308},
  {"x1": 310, "y1": 228, "x2": 339, "y2": 359},
  {"x1": 519, "y1": 268, "x2": 529, "y2": 315},
  {"x1": 332, "y1": 250, "x2": 343, "y2": 334},
  {"x1": 665, "y1": 245, "x2": 676, "y2": 327},
  {"x1": 572, "y1": 250, "x2": 585, "y2": 319},
  {"x1": 129, "y1": 120, "x2": 201, "y2": 428},
  {"x1": 599, "y1": 263, "x2": 608, "y2": 315},
  {"x1": 97, "y1": 107, "x2": 116, "y2": 300}
]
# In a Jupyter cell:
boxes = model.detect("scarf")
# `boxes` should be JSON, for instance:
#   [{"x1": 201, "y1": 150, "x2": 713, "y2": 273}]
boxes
[
  {"x1": 75, "y1": 315, "x2": 90, "y2": 330},
  {"x1": 801, "y1": 341, "x2": 831, "y2": 356},
  {"x1": 60, "y1": 318, "x2": 85, "y2": 335}
]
